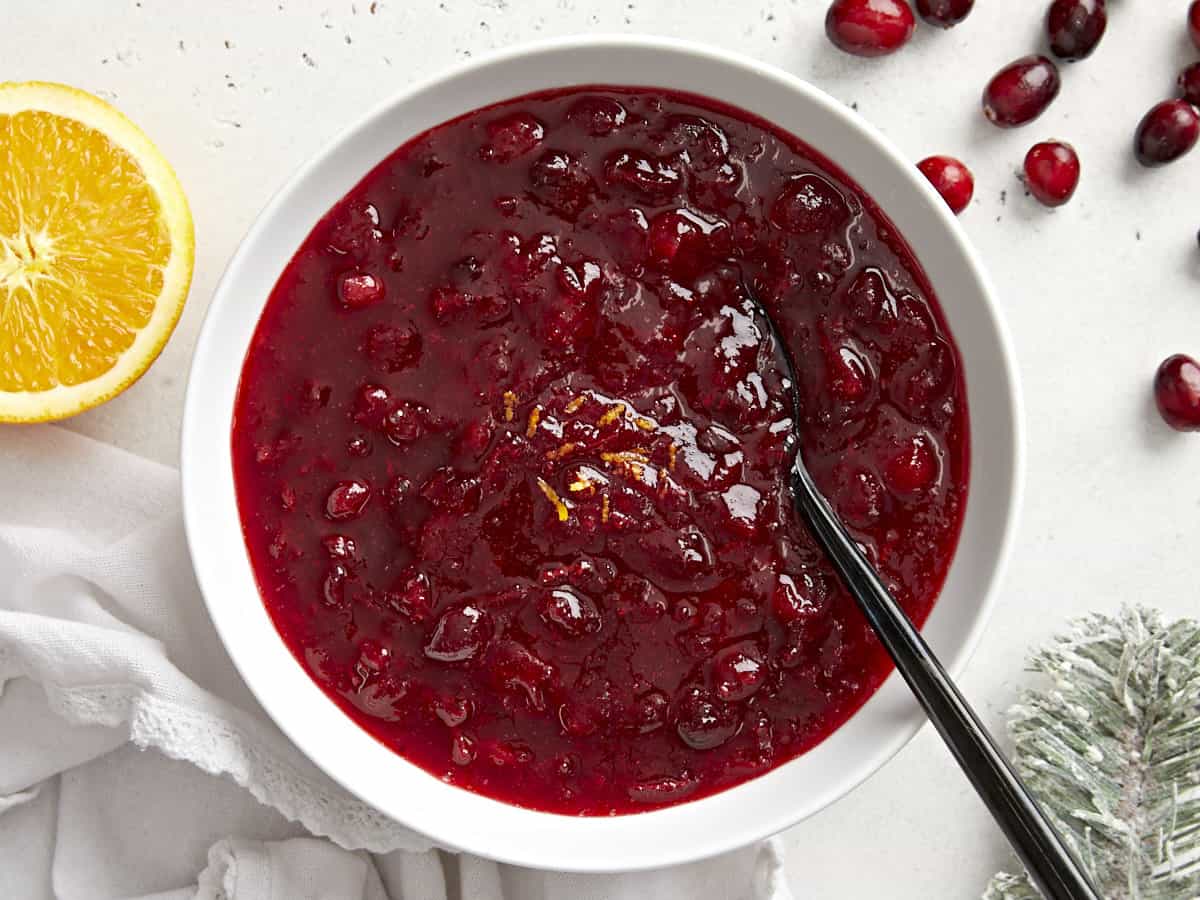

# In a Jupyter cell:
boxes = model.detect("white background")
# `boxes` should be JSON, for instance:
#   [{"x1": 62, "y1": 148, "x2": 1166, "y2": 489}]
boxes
[{"x1": 6, "y1": 1, "x2": 1200, "y2": 896}]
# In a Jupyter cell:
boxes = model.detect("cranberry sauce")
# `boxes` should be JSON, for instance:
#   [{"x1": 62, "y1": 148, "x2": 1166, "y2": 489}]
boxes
[{"x1": 232, "y1": 88, "x2": 969, "y2": 815}]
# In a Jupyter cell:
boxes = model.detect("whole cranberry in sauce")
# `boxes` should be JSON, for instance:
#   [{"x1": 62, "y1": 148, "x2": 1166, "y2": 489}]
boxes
[
  {"x1": 1023, "y1": 141, "x2": 1080, "y2": 207},
  {"x1": 1190, "y1": 1, "x2": 1200, "y2": 51},
  {"x1": 915, "y1": 0, "x2": 974, "y2": 27},
  {"x1": 1155, "y1": 354, "x2": 1200, "y2": 431},
  {"x1": 982, "y1": 56, "x2": 1062, "y2": 128},
  {"x1": 917, "y1": 155, "x2": 975, "y2": 214},
  {"x1": 1179, "y1": 63, "x2": 1200, "y2": 109},
  {"x1": 1046, "y1": 0, "x2": 1107, "y2": 62},
  {"x1": 1134, "y1": 99, "x2": 1200, "y2": 167},
  {"x1": 825, "y1": 0, "x2": 917, "y2": 57}
]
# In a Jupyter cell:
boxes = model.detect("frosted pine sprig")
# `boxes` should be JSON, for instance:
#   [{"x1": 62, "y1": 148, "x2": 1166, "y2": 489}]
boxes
[{"x1": 985, "y1": 607, "x2": 1200, "y2": 900}]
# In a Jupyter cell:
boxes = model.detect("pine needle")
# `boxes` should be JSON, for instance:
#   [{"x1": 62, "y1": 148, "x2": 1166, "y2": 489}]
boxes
[{"x1": 985, "y1": 607, "x2": 1200, "y2": 900}]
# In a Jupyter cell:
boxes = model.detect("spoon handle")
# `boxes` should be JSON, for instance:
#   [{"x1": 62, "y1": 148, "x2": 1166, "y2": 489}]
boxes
[{"x1": 788, "y1": 460, "x2": 1100, "y2": 900}]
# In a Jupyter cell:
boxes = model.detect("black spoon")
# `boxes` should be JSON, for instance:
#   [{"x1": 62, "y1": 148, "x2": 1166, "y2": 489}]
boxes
[{"x1": 742, "y1": 279, "x2": 1100, "y2": 900}]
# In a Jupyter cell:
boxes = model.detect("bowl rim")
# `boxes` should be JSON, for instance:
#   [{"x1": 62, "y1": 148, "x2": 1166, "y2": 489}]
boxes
[{"x1": 181, "y1": 33, "x2": 1025, "y2": 873}]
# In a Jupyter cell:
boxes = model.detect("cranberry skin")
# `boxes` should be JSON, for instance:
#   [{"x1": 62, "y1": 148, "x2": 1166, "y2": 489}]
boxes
[
  {"x1": 1134, "y1": 100, "x2": 1200, "y2": 167},
  {"x1": 338, "y1": 272, "x2": 384, "y2": 309},
  {"x1": 1046, "y1": 0, "x2": 1107, "y2": 62},
  {"x1": 982, "y1": 56, "x2": 1061, "y2": 128},
  {"x1": 1178, "y1": 63, "x2": 1200, "y2": 109},
  {"x1": 916, "y1": 156, "x2": 974, "y2": 214},
  {"x1": 1023, "y1": 141, "x2": 1080, "y2": 207},
  {"x1": 1155, "y1": 354, "x2": 1200, "y2": 431},
  {"x1": 1191, "y1": 1, "x2": 1200, "y2": 51},
  {"x1": 325, "y1": 479, "x2": 371, "y2": 521},
  {"x1": 825, "y1": 0, "x2": 916, "y2": 58},
  {"x1": 915, "y1": 0, "x2": 973, "y2": 27}
]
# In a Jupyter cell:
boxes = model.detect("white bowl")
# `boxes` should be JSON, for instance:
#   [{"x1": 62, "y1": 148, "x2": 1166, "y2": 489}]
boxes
[{"x1": 181, "y1": 35, "x2": 1023, "y2": 873}]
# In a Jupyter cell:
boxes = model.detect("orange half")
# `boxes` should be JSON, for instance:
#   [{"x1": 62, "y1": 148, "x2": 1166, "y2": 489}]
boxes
[{"x1": 0, "y1": 82, "x2": 194, "y2": 422}]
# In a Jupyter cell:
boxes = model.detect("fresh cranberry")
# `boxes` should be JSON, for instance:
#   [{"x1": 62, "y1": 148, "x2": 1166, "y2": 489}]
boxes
[
  {"x1": 1191, "y1": 1, "x2": 1200, "y2": 51},
  {"x1": 325, "y1": 479, "x2": 371, "y2": 521},
  {"x1": 1134, "y1": 100, "x2": 1200, "y2": 167},
  {"x1": 825, "y1": 0, "x2": 916, "y2": 57},
  {"x1": 914, "y1": 0, "x2": 973, "y2": 27},
  {"x1": 1023, "y1": 141, "x2": 1080, "y2": 207},
  {"x1": 916, "y1": 156, "x2": 974, "y2": 215},
  {"x1": 1046, "y1": 0, "x2": 1107, "y2": 62},
  {"x1": 1154, "y1": 354, "x2": 1200, "y2": 431},
  {"x1": 982, "y1": 56, "x2": 1061, "y2": 128},
  {"x1": 1179, "y1": 64, "x2": 1200, "y2": 110},
  {"x1": 337, "y1": 272, "x2": 384, "y2": 309}
]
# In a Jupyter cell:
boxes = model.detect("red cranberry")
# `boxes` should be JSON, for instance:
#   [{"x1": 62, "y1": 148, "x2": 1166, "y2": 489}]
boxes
[
  {"x1": 1046, "y1": 0, "x2": 1107, "y2": 62},
  {"x1": 770, "y1": 174, "x2": 851, "y2": 235},
  {"x1": 884, "y1": 434, "x2": 939, "y2": 495},
  {"x1": 337, "y1": 272, "x2": 384, "y2": 309},
  {"x1": 916, "y1": 156, "x2": 974, "y2": 215},
  {"x1": 772, "y1": 572, "x2": 824, "y2": 624},
  {"x1": 528, "y1": 150, "x2": 598, "y2": 220},
  {"x1": 1134, "y1": 100, "x2": 1200, "y2": 167},
  {"x1": 566, "y1": 96, "x2": 628, "y2": 136},
  {"x1": 537, "y1": 587, "x2": 603, "y2": 637},
  {"x1": 915, "y1": 0, "x2": 973, "y2": 27},
  {"x1": 673, "y1": 687, "x2": 740, "y2": 750},
  {"x1": 1178, "y1": 63, "x2": 1200, "y2": 110},
  {"x1": 1154, "y1": 354, "x2": 1200, "y2": 431},
  {"x1": 1191, "y1": 1, "x2": 1200, "y2": 51},
  {"x1": 982, "y1": 56, "x2": 1061, "y2": 128},
  {"x1": 1023, "y1": 141, "x2": 1080, "y2": 207},
  {"x1": 325, "y1": 479, "x2": 371, "y2": 521},
  {"x1": 824, "y1": 0, "x2": 916, "y2": 58},
  {"x1": 482, "y1": 112, "x2": 544, "y2": 163},
  {"x1": 424, "y1": 603, "x2": 492, "y2": 663},
  {"x1": 604, "y1": 150, "x2": 682, "y2": 203},
  {"x1": 712, "y1": 642, "x2": 766, "y2": 701},
  {"x1": 383, "y1": 402, "x2": 426, "y2": 445}
]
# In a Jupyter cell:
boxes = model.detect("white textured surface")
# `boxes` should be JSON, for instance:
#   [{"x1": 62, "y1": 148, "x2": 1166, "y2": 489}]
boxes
[{"x1": 5, "y1": 1, "x2": 1200, "y2": 896}]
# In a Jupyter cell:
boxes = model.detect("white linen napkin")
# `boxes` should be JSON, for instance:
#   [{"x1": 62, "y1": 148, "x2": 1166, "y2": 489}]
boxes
[{"x1": 0, "y1": 425, "x2": 793, "y2": 900}]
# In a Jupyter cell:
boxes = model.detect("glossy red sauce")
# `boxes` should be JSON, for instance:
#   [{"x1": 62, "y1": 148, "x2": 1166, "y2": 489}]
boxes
[{"x1": 232, "y1": 87, "x2": 969, "y2": 814}]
